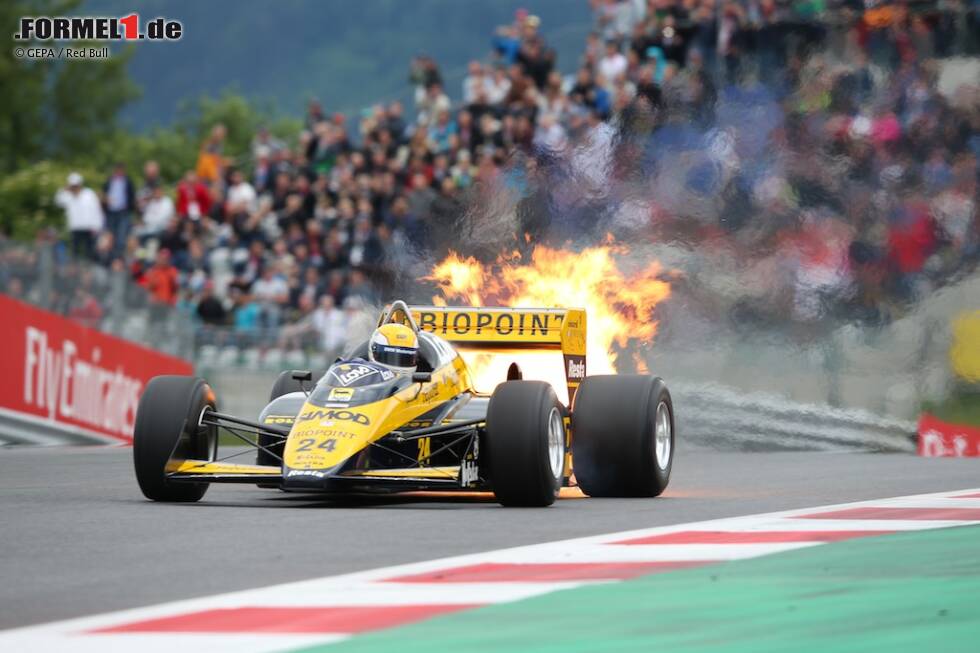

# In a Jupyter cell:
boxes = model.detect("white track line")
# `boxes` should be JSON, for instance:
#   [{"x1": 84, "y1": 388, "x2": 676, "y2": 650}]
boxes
[
  {"x1": 2, "y1": 486, "x2": 978, "y2": 653},
  {"x1": 862, "y1": 497, "x2": 980, "y2": 508},
  {"x1": 237, "y1": 582, "x2": 587, "y2": 607},
  {"x1": 670, "y1": 517, "x2": 971, "y2": 531},
  {"x1": 486, "y1": 541, "x2": 819, "y2": 562}
]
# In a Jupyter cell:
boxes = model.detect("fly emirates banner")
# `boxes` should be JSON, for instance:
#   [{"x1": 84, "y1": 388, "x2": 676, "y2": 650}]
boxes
[{"x1": 0, "y1": 294, "x2": 193, "y2": 443}]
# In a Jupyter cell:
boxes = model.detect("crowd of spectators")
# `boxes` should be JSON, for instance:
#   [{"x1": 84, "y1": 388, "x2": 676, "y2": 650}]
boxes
[
  {"x1": 1, "y1": 0, "x2": 978, "y2": 356},
  {"x1": 571, "y1": 0, "x2": 980, "y2": 328}
]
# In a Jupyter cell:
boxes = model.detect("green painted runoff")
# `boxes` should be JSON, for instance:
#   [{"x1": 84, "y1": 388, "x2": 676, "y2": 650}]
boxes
[{"x1": 293, "y1": 525, "x2": 980, "y2": 653}]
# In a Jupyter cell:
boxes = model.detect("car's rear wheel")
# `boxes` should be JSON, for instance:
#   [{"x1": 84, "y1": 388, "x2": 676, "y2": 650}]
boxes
[
  {"x1": 485, "y1": 380, "x2": 566, "y2": 507},
  {"x1": 133, "y1": 375, "x2": 216, "y2": 502},
  {"x1": 257, "y1": 370, "x2": 307, "y2": 468},
  {"x1": 572, "y1": 375, "x2": 674, "y2": 497}
]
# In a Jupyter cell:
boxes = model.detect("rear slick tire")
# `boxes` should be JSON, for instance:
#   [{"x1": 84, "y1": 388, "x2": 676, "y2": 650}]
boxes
[
  {"x1": 133, "y1": 375, "x2": 216, "y2": 502},
  {"x1": 572, "y1": 375, "x2": 674, "y2": 498},
  {"x1": 486, "y1": 381, "x2": 566, "y2": 507}
]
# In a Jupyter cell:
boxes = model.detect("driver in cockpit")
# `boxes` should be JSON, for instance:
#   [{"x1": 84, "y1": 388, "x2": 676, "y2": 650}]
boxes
[{"x1": 366, "y1": 323, "x2": 419, "y2": 376}]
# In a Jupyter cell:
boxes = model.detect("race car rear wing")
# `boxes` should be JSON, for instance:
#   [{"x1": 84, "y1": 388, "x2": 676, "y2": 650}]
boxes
[{"x1": 380, "y1": 302, "x2": 587, "y2": 400}]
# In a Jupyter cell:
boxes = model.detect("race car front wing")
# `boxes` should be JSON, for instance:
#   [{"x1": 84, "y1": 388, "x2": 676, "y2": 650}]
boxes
[{"x1": 164, "y1": 408, "x2": 485, "y2": 491}]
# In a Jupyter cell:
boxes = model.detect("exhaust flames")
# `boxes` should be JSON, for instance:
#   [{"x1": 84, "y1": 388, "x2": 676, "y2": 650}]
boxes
[{"x1": 425, "y1": 242, "x2": 670, "y2": 402}]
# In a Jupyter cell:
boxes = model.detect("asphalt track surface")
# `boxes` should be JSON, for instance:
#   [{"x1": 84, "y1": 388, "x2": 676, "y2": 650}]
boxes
[{"x1": 1, "y1": 444, "x2": 978, "y2": 630}]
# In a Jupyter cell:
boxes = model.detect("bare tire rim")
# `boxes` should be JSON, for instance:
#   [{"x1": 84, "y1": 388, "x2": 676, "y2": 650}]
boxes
[
  {"x1": 654, "y1": 400, "x2": 671, "y2": 471},
  {"x1": 547, "y1": 407, "x2": 565, "y2": 481}
]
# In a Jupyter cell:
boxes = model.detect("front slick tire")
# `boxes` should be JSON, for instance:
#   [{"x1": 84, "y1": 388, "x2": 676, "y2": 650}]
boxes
[
  {"x1": 572, "y1": 375, "x2": 674, "y2": 498},
  {"x1": 486, "y1": 381, "x2": 566, "y2": 507},
  {"x1": 133, "y1": 375, "x2": 216, "y2": 502}
]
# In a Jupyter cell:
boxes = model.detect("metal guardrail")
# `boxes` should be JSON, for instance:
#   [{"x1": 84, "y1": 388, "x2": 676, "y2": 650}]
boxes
[
  {"x1": 0, "y1": 240, "x2": 194, "y2": 359},
  {"x1": 0, "y1": 407, "x2": 128, "y2": 447}
]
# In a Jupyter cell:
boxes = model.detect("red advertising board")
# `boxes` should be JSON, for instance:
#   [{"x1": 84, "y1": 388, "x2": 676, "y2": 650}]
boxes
[
  {"x1": 918, "y1": 412, "x2": 980, "y2": 457},
  {"x1": 0, "y1": 293, "x2": 193, "y2": 444}
]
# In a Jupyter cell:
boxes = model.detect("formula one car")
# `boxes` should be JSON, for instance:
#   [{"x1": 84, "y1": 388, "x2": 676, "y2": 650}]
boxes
[{"x1": 133, "y1": 301, "x2": 674, "y2": 507}]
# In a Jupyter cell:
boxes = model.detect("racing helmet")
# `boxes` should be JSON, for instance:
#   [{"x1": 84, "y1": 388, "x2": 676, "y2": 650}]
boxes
[{"x1": 368, "y1": 323, "x2": 419, "y2": 374}]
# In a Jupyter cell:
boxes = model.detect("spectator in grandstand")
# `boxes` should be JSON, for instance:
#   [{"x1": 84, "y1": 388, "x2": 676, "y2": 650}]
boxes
[
  {"x1": 463, "y1": 60, "x2": 488, "y2": 105},
  {"x1": 143, "y1": 248, "x2": 179, "y2": 306},
  {"x1": 195, "y1": 123, "x2": 227, "y2": 184},
  {"x1": 136, "y1": 160, "x2": 162, "y2": 213},
  {"x1": 252, "y1": 125, "x2": 285, "y2": 162},
  {"x1": 175, "y1": 171, "x2": 212, "y2": 221},
  {"x1": 594, "y1": 0, "x2": 637, "y2": 41},
  {"x1": 139, "y1": 185, "x2": 176, "y2": 240},
  {"x1": 345, "y1": 267, "x2": 379, "y2": 306},
  {"x1": 416, "y1": 81, "x2": 451, "y2": 127},
  {"x1": 251, "y1": 264, "x2": 290, "y2": 328},
  {"x1": 305, "y1": 98, "x2": 326, "y2": 130},
  {"x1": 384, "y1": 101, "x2": 407, "y2": 141},
  {"x1": 55, "y1": 173, "x2": 104, "y2": 262},
  {"x1": 181, "y1": 237, "x2": 211, "y2": 282},
  {"x1": 598, "y1": 39, "x2": 628, "y2": 86},
  {"x1": 407, "y1": 171, "x2": 437, "y2": 218},
  {"x1": 253, "y1": 150, "x2": 275, "y2": 194},
  {"x1": 230, "y1": 288, "x2": 261, "y2": 340},
  {"x1": 93, "y1": 231, "x2": 117, "y2": 268},
  {"x1": 428, "y1": 109, "x2": 458, "y2": 153},
  {"x1": 517, "y1": 34, "x2": 555, "y2": 89},
  {"x1": 307, "y1": 120, "x2": 344, "y2": 176},
  {"x1": 102, "y1": 163, "x2": 136, "y2": 255},
  {"x1": 68, "y1": 286, "x2": 103, "y2": 330},
  {"x1": 277, "y1": 292, "x2": 317, "y2": 350},
  {"x1": 194, "y1": 281, "x2": 227, "y2": 326},
  {"x1": 315, "y1": 293, "x2": 348, "y2": 354},
  {"x1": 226, "y1": 168, "x2": 258, "y2": 216},
  {"x1": 290, "y1": 265, "x2": 323, "y2": 308},
  {"x1": 485, "y1": 66, "x2": 512, "y2": 105},
  {"x1": 492, "y1": 12, "x2": 523, "y2": 65},
  {"x1": 279, "y1": 291, "x2": 345, "y2": 353}
]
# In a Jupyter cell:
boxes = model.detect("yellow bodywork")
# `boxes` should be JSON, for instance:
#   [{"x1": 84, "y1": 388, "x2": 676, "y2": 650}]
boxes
[
  {"x1": 166, "y1": 460, "x2": 280, "y2": 476},
  {"x1": 283, "y1": 355, "x2": 471, "y2": 470}
]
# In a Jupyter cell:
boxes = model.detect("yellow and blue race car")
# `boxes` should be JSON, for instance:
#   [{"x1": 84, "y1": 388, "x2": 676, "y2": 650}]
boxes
[{"x1": 133, "y1": 301, "x2": 674, "y2": 507}]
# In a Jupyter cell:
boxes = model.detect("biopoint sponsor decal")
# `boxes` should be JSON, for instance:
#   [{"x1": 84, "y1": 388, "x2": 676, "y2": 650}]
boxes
[
  {"x1": 414, "y1": 309, "x2": 564, "y2": 339},
  {"x1": 0, "y1": 294, "x2": 192, "y2": 442}
]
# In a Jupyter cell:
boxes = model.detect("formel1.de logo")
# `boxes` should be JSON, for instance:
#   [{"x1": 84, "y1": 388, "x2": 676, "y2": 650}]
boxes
[{"x1": 14, "y1": 14, "x2": 182, "y2": 41}]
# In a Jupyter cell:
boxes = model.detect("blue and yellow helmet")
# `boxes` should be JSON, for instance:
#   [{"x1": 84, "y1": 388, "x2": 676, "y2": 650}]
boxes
[{"x1": 368, "y1": 323, "x2": 419, "y2": 374}]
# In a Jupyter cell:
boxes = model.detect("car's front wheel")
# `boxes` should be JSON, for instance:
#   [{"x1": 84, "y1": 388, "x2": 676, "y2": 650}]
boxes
[{"x1": 133, "y1": 375, "x2": 216, "y2": 502}]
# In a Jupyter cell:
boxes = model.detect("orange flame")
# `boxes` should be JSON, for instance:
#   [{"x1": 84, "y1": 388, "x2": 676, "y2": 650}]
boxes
[{"x1": 426, "y1": 242, "x2": 670, "y2": 402}]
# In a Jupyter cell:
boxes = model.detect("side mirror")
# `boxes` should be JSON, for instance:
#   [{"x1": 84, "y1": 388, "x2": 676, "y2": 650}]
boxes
[
  {"x1": 291, "y1": 370, "x2": 313, "y2": 382},
  {"x1": 412, "y1": 372, "x2": 432, "y2": 384}
]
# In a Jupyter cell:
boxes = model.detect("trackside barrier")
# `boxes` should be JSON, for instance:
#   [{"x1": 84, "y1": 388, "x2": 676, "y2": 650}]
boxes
[{"x1": 0, "y1": 293, "x2": 193, "y2": 446}]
